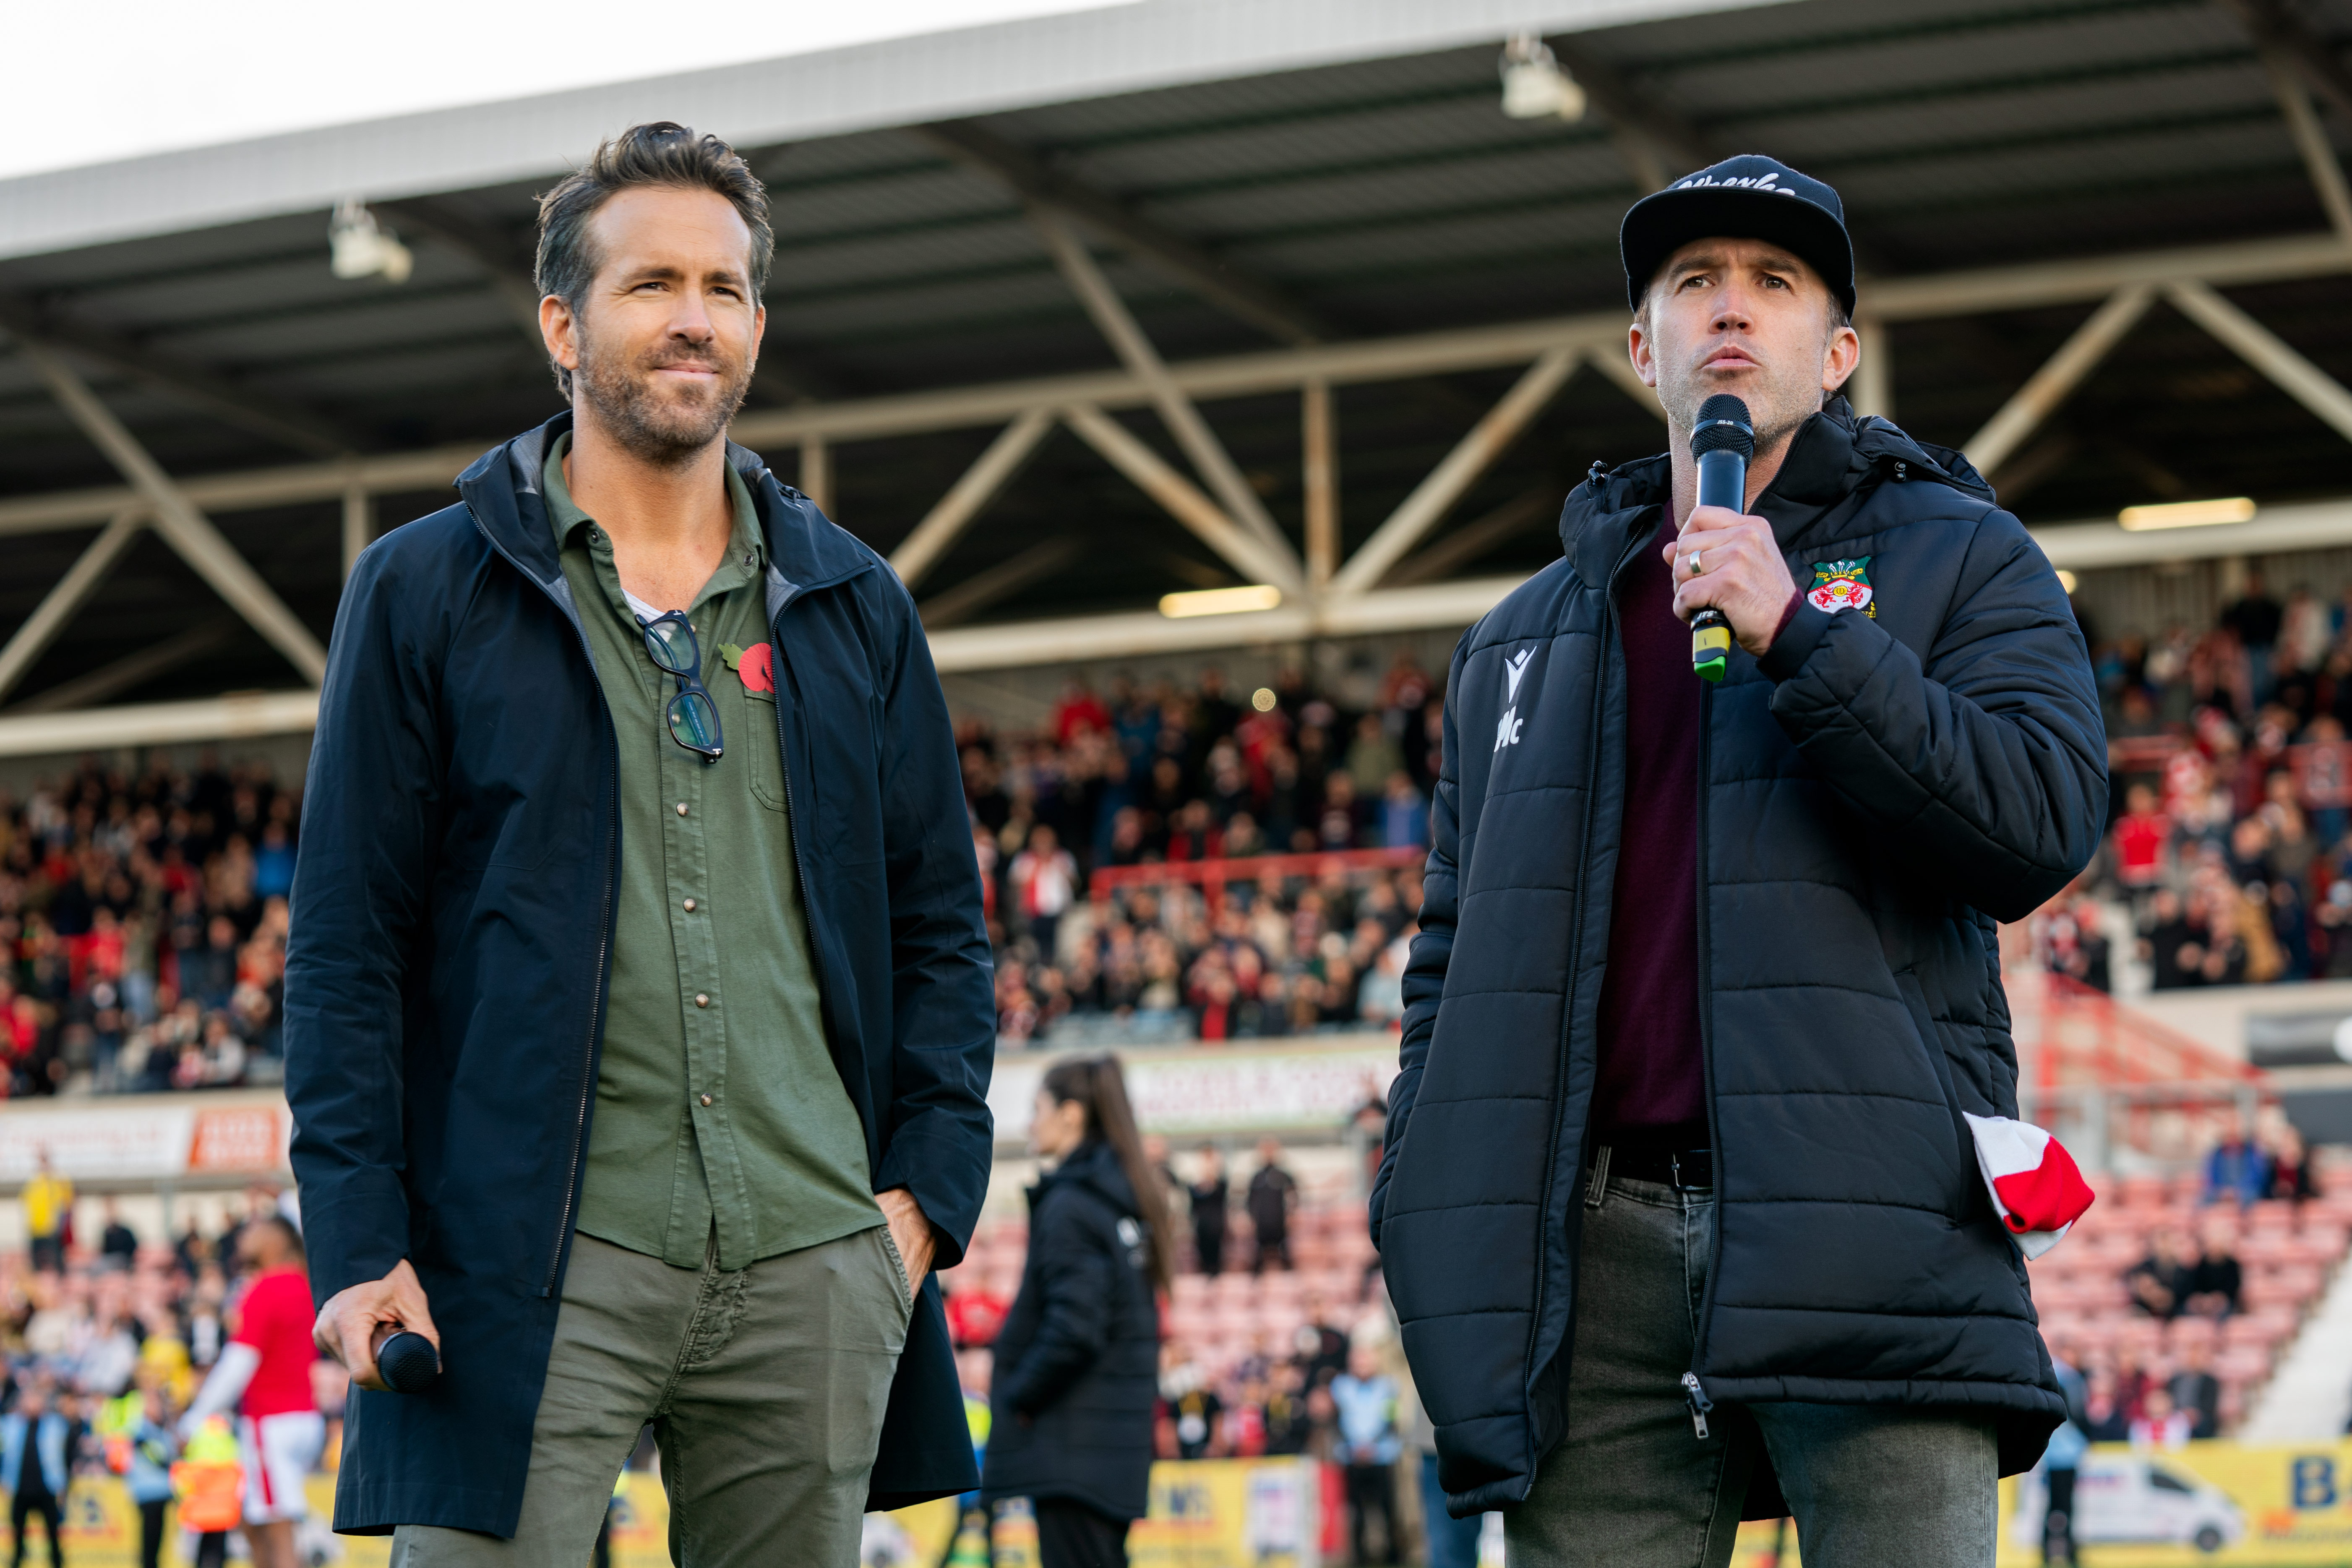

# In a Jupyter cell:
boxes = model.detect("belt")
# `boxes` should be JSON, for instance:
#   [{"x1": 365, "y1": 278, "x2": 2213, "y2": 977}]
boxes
[{"x1": 1590, "y1": 1143, "x2": 1713, "y2": 1191}]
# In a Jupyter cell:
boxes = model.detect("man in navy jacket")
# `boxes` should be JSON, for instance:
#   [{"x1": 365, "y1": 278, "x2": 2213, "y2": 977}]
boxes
[
  {"x1": 1372, "y1": 157, "x2": 2104, "y2": 1567},
  {"x1": 284, "y1": 124, "x2": 993, "y2": 1565}
]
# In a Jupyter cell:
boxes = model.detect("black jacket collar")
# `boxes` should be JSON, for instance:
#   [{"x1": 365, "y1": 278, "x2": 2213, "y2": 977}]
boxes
[
  {"x1": 457, "y1": 411, "x2": 877, "y2": 597},
  {"x1": 1560, "y1": 396, "x2": 1994, "y2": 587}
]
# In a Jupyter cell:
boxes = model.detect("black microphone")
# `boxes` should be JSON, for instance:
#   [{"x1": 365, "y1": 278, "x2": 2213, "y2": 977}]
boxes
[
  {"x1": 1687, "y1": 394, "x2": 1754, "y2": 683},
  {"x1": 375, "y1": 1329, "x2": 441, "y2": 1394}
]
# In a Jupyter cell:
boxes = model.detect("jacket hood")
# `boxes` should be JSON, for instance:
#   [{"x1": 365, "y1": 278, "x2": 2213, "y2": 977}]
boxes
[
  {"x1": 1559, "y1": 395, "x2": 1994, "y2": 584},
  {"x1": 1039, "y1": 1138, "x2": 1141, "y2": 1220},
  {"x1": 455, "y1": 411, "x2": 879, "y2": 599}
]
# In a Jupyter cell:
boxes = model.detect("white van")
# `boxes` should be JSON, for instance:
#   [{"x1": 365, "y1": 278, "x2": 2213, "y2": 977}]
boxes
[{"x1": 2010, "y1": 1453, "x2": 2245, "y2": 1554}]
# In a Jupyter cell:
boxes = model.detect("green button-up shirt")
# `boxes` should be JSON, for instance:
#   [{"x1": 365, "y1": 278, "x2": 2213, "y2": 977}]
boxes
[{"x1": 546, "y1": 434, "x2": 879, "y2": 1270}]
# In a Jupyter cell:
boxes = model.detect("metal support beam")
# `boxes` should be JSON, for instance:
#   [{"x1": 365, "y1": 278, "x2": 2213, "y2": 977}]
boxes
[
  {"x1": 1549, "y1": 41, "x2": 1714, "y2": 176},
  {"x1": 800, "y1": 435, "x2": 833, "y2": 515},
  {"x1": 2218, "y1": 0, "x2": 2352, "y2": 123},
  {"x1": 7, "y1": 619, "x2": 238, "y2": 716},
  {"x1": 1329, "y1": 347, "x2": 1579, "y2": 597},
  {"x1": 1060, "y1": 403, "x2": 1299, "y2": 590},
  {"x1": 915, "y1": 120, "x2": 1329, "y2": 346},
  {"x1": 2265, "y1": 56, "x2": 2352, "y2": 247},
  {"x1": 22, "y1": 344, "x2": 330, "y2": 684},
  {"x1": 371, "y1": 198, "x2": 546, "y2": 344},
  {"x1": 0, "y1": 689, "x2": 321, "y2": 759},
  {"x1": 4, "y1": 233, "x2": 2352, "y2": 544},
  {"x1": 1385, "y1": 485, "x2": 1559, "y2": 588},
  {"x1": 1302, "y1": 380, "x2": 1338, "y2": 593},
  {"x1": 1033, "y1": 209, "x2": 1302, "y2": 588},
  {"x1": 1962, "y1": 286, "x2": 2154, "y2": 477},
  {"x1": 919, "y1": 536, "x2": 1084, "y2": 629},
  {"x1": 0, "y1": 509, "x2": 145, "y2": 704},
  {"x1": 1584, "y1": 344, "x2": 1667, "y2": 422},
  {"x1": 342, "y1": 483, "x2": 374, "y2": 581},
  {"x1": 891, "y1": 409, "x2": 1055, "y2": 590},
  {"x1": 1851, "y1": 320, "x2": 1893, "y2": 420},
  {"x1": 2167, "y1": 278, "x2": 2352, "y2": 443},
  {"x1": 0, "y1": 301, "x2": 349, "y2": 458}
]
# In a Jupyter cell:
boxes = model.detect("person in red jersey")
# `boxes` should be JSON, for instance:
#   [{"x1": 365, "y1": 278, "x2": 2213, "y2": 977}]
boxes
[{"x1": 181, "y1": 1215, "x2": 321, "y2": 1568}]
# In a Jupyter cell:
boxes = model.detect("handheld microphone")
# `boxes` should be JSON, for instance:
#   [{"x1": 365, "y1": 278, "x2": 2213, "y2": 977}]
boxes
[
  {"x1": 375, "y1": 1329, "x2": 441, "y2": 1394},
  {"x1": 1687, "y1": 394, "x2": 1754, "y2": 684}
]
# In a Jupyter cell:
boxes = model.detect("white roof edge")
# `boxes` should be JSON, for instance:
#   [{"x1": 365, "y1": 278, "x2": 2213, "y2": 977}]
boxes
[{"x1": 0, "y1": 0, "x2": 1786, "y2": 263}]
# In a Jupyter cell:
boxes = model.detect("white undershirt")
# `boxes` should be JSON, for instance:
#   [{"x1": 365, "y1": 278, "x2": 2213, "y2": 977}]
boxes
[{"x1": 623, "y1": 589, "x2": 673, "y2": 625}]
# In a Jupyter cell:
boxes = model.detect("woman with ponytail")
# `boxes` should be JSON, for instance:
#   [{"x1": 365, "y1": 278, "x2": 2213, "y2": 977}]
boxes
[{"x1": 981, "y1": 1054, "x2": 1173, "y2": 1566}]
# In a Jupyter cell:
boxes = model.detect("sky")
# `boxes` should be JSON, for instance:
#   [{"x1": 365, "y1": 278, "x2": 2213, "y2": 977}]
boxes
[{"x1": 2, "y1": 0, "x2": 1131, "y2": 183}]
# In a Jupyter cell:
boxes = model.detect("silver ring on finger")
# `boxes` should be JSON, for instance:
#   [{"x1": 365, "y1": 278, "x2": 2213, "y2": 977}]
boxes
[{"x1": 1688, "y1": 549, "x2": 1705, "y2": 577}]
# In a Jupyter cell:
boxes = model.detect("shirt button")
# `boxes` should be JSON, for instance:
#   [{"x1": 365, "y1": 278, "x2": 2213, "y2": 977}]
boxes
[
  {"x1": 695, "y1": 993, "x2": 710, "y2": 1008},
  {"x1": 699, "y1": 1093, "x2": 714, "y2": 1107},
  {"x1": 676, "y1": 802, "x2": 689, "y2": 817},
  {"x1": 682, "y1": 897, "x2": 697, "y2": 912}
]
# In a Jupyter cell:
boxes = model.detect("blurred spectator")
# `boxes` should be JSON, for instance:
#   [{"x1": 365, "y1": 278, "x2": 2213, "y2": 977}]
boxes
[
  {"x1": 2221, "y1": 572, "x2": 2283, "y2": 705},
  {"x1": 1330, "y1": 1346, "x2": 1401, "y2": 1566},
  {"x1": 21, "y1": 1154, "x2": 71, "y2": 1275},
  {"x1": 2128, "y1": 1386, "x2": 2192, "y2": 1452},
  {"x1": 2125, "y1": 1229, "x2": 2193, "y2": 1320},
  {"x1": 99, "y1": 1201, "x2": 137, "y2": 1272},
  {"x1": 2267, "y1": 1124, "x2": 2319, "y2": 1204},
  {"x1": 2081, "y1": 1364, "x2": 2130, "y2": 1443},
  {"x1": 1162, "y1": 1348, "x2": 1222, "y2": 1461},
  {"x1": 2, "y1": 1378, "x2": 73, "y2": 1568},
  {"x1": 1008, "y1": 826, "x2": 1078, "y2": 964},
  {"x1": 1293, "y1": 1296, "x2": 1350, "y2": 1389},
  {"x1": 2169, "y1": 1341, "x2": 2222, "y2": 1440},
  {"x1": 1262, "y1": 1361, "x2": 1314, "y2": 1456},
  {"x1": 1188, "y1": 1145, "x2": 1228, "y2": 1277},
  {"x1": 2111, "y1": 783, "x2": 2171, "y2": 888},
  {"x1": 1247, "y1": 1140, "x2": 1298, "y2": 1273},
  {"x1": 2202, "y1": 1119, "x2": 2271, "y2": 1207},
  {"x1": 2183, "y1": 1221, "x2": 2242, "y2": 1319}
]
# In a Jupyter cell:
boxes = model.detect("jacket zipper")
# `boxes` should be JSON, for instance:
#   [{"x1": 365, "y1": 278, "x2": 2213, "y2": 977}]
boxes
[
  {"x1": 464, "y1": 506, "x2": 620, "y2": 1299},
  {"x1": 1686, "y1": 666, "x2": 1723, "y2": 1427}
]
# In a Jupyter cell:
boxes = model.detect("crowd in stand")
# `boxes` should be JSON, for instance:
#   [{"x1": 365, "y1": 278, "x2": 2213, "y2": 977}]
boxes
[
  {"x1": 0, "y1": 757, "x2": 295, "y2": 1098},
  {"x1": 960, "y1": 660, "x2": 1441, "y2": 1045},
  {"x1": 2042, "y1": 571, "x2": 2352, "y2": 991}
]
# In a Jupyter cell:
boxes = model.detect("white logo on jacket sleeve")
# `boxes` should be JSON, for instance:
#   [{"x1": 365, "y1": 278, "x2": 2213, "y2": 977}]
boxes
[{"x1": 1495, "y1": 648, "x2": 1533, "y2": 751}]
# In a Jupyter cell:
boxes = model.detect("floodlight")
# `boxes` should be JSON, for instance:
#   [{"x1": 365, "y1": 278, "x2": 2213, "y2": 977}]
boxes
[
  {"x1": 2116, "y1": 497, "x2": 2256, "y2": 531},
  {"x1": 1158, "y1": 585, "x2": 1283, "y2": 619},
  {"x1": 1500, "y1": 34, "x2": 1585, "y2": 122},
  {"x1": 330, "y1": 200, "x2": 415, "y2": 285}
]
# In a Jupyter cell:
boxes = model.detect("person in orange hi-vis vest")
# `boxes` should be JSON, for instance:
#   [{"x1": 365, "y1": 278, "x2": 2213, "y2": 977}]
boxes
[{"x1": 170, "y1": 1417, "x2": 244, "y2": 1568}]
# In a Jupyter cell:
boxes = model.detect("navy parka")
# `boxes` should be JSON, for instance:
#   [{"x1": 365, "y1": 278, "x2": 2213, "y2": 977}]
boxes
[
  {"x1": 1371, "y1": 399, "x2": 2107, "y2": 1517},
  {"x1": 980, "y1": 1139, "x2": 1161, "y2": 1522},
  {"x1": 284, "y1": 412, "x2": 996, "y2": 1537}
]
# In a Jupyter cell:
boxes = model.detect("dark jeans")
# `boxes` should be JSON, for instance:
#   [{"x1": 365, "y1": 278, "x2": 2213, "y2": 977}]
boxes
[
  {"x1": 1507, "y1": 1167, "x2": 1998, "y2": 1568},
  {"x1": 25, "y1": 1239, "x2": 61, "y2": 1276},
  {"x1": 137, "y1": 1499, "x2": 165, "y2": 1568},
  {"x1": 10, "y1": 1485, "x2": 60, "y2": 1568},
  {"x1": 1035, "y1": 1498, "x2": 1129, "y2": 1568},
  {"x1": 1345, "y1": 1462, "x2": 1397, "y2": 1565},
  {"x1": 1252, "y1": 1229, "x2": 1290, "y2": 1273},
  {"x1": 196, "y1": 1535, "x2": 227, "y2": 1568},
  {"x1": 1419, "y1": 1453, "x2": 1484, "y2": 1568}
]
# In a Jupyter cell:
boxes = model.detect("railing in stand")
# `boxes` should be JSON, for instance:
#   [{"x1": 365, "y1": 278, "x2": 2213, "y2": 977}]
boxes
[{"x1": 1089, "y1": 845, "x2": 1428, "y2": 920}]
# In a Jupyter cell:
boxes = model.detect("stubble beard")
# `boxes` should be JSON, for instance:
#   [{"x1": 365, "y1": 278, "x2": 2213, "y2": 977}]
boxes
[
  {"x1": 1656, "y1": 331, "x2": 1825, "y2": 458},
  {"x1": 574, "y1": 327, "x2": 754, "y2": 470}
]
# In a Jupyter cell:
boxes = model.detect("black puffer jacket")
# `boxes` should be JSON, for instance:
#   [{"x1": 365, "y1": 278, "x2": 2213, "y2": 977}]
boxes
[
  {"x1": 1371, "y1": 399, "x2": 2105, "y2": 1516},
  {"x1": 982, "y1": 1139, "x2": 1161, "y2": 1521}
]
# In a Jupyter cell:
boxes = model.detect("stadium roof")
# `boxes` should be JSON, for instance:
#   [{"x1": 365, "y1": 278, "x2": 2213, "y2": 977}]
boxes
[{"x1": 5, "y1": 0, "x2": 2352, "y2": 749}]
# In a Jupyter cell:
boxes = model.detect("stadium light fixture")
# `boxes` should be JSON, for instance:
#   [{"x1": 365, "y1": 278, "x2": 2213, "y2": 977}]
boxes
[
  {"x1": 1499, "y1": 34, "x2": 1585, "y2": 123},
  {"x1": 1251, "y1": 686, "x2": 1278, "y2": 712},
  {"x1": 2116, "y1": 496, "x2": 2257, "y2": 531},
  {"x1": 329, "y1": 199, "x2": 415, "y2": 285},
  {"x1": 1159, "y1": 584, "x2": 1283, "y2": 619}
]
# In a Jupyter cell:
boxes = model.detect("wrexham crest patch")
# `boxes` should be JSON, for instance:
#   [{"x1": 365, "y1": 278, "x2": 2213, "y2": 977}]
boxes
[{"x1": 1807, "y1": 557, "x2": 1876, "y2": 617}]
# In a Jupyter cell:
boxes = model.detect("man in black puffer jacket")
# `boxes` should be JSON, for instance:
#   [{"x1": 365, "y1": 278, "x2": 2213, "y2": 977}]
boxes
[{"x1": 1371, "y1": 157, "x2": 2104, "y2": 1568}]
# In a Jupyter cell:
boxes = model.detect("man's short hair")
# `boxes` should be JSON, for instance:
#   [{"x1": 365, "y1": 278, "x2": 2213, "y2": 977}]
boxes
[
  {"x1": 534, "y1": 123, "x2": 774, "y2": 398},
  {"x1": 256, "y1": 1212, "x2": 304, "y2": 1259}
]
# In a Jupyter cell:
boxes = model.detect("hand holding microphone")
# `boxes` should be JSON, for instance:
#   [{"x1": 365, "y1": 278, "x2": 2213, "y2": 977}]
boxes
[
  {"x1": 314, "y1": 1257, "x2": 443, "y2": 1393},
  {"x1": 1665, "y1": 393, "x2": 1799, "y2": 678}
]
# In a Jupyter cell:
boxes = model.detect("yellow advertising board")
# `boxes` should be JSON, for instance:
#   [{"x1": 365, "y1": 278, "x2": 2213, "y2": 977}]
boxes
[{"x1": 21, "y1": 1441, "x2": 2351, "y2": 1566}]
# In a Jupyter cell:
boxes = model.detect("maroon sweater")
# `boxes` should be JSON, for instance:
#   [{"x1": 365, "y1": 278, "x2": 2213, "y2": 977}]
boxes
[{"x1": 1591, "y1": 517, "x2": 1708, "y2": 1145}]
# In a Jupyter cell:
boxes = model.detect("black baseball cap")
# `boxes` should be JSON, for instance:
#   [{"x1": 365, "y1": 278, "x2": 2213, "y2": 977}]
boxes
[{"x1": 1619, "y1": 154, "x2": 1856, "y2": 317}]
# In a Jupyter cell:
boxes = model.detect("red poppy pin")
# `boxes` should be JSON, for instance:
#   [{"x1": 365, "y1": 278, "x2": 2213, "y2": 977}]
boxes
[{"x1": 735, "y1": 642, "x2": 775, "y2": 692}]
